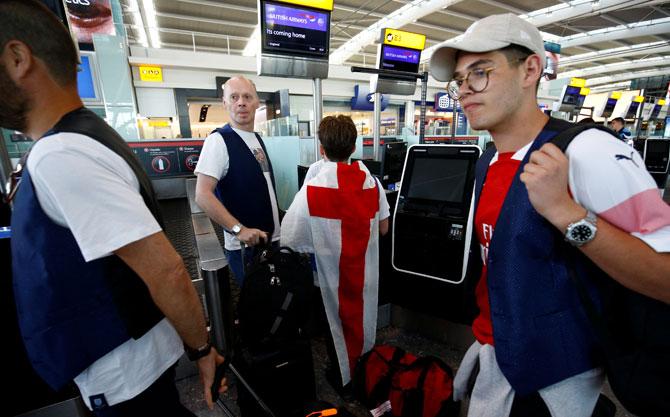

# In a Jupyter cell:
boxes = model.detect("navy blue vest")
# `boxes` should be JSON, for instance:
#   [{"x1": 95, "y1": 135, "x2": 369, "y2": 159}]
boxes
[
  {"x1": 473, "y1": 118, "x2": 606, "y2": 394},
  {"x1": 213, "y1": 124, "x2": 277, "y2": 236},
  {"x1": 11, "y1": 108, "x2": 163, "y2": 390}
]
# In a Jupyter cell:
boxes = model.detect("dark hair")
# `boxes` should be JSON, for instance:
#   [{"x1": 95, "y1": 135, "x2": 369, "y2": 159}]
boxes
[
  {"x1": 611, "y1": 117, "x2": 625, "y2": 124},
  {"x1": 0, "y1": 0, "x2": 78, "y2": 86},
  {"x1": 578, "y1": 118, "x2": 595, "y2": 124},
  {"x1": 318, "y1": 115, "x2": 357, "y2": 162},
  {"x1": 500, "y1": 44, "x2": 541, "y2": 90}
]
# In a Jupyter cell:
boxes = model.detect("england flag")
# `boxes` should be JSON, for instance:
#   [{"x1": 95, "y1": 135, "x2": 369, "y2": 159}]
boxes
[{"x1": 282, "y1": 160, "x2": 382, "y2": 385}]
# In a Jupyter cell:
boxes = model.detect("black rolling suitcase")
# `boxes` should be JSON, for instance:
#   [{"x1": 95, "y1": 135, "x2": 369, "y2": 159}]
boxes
[
  {"x1": 235, "y1": 339, "x2": 316, "y2": 417},
  {"x1": 233, "y1": 243, "x2": 317, "y2": 417}
]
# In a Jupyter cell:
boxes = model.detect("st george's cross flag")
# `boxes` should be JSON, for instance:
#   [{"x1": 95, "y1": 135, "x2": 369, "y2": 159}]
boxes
[{"x1": 281, "y1": 160, "x2": 381, "y2": 385}]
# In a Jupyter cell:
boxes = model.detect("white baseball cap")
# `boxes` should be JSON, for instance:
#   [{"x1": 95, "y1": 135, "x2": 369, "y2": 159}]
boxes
[{"x1": 429, "y1": 13, "x2": 546, "y2": 82}]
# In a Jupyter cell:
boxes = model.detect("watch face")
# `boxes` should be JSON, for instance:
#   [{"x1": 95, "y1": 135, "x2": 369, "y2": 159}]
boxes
[{"x1": 570, "y1": 224, "x2": 593, "y2": 242}]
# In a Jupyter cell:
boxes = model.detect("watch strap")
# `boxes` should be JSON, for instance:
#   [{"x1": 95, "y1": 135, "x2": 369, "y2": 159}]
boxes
[{"x1": 185, "y1": 341, "x2": 212, "y2": 361}]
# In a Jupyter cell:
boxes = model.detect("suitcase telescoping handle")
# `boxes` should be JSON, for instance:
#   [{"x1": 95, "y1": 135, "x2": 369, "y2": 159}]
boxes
[{"x1": 211, "y1": 356, "x2": 231, "y2": 403}]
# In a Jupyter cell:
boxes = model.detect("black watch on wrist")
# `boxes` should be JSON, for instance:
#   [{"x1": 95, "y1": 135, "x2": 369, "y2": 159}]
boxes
[{"x1": 185, "y1": 341, "x2": 212, "y2": 361}]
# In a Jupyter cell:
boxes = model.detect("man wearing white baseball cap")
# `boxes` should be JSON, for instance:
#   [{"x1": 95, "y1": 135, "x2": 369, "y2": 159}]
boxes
[{"x1": 429, "y1": 13, "x2": 670, "y2": 417}]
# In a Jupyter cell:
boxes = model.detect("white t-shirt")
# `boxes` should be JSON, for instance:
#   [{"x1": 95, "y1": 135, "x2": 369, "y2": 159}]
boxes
[
  {"x1": 194, "y1": 127, "x2": 281, "y2": 250},
  {"x1": 27, "y1": 132, "x2": 183, "y2": 409}
]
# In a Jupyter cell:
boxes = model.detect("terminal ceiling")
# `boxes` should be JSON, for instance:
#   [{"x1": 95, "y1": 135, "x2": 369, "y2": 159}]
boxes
[{"x1": 121, "y1": 0, "x2": 670, "y2": 91}]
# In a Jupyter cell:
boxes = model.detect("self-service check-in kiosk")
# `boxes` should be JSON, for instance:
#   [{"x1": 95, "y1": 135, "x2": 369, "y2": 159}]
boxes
[
  {"x1": 598, "y1": 91, "x2": 621, "y2": 120},
  {"x1": 641, "y1": 138, "x2": 670, "y2": 192},
  {"x1": 553, "y1": 78, "x2": 586, "y2": 113},
  {"x1": 624, "y1": 95, "x2": 644, "y2": 120},
  {"x1": 390, "y1": 144, "x2": 481, "y2": 321}
]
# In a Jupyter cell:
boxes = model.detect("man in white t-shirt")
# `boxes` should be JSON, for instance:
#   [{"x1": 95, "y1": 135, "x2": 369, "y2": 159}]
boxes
[
  {"x1": 195, "y1": 76, "x2": 281, "y2": 284},
  {"x1": 2, "y1": 2, "x2": 226, "y2": 415},
  {"x1": 429, "y1": 13, "x2": 670, "y2": 417}
]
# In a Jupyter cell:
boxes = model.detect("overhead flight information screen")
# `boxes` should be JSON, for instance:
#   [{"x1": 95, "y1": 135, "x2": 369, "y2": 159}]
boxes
[
  {"x1": 261, "y1": 1, "x2": 330, "y2": 58},
  {"x1": 379, "y1": 44, "x2": 421, "y2": 73}
]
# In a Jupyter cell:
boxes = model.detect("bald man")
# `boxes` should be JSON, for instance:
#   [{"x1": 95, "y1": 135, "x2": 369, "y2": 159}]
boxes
[{"x1": 195, "y1": 76, "x2": 280, "y2": 283}]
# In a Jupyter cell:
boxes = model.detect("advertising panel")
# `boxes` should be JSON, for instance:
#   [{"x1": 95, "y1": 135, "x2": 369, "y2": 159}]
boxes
[
  {"x1": 129, "y1": 141, "x2": 203, "y2": 178},
  {"x1": 64, "y1": 0, "x2": 116, "y2": 44}
]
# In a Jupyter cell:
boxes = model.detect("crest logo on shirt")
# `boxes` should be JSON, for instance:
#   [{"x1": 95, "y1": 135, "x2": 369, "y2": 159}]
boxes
[{"x1": 615, "y1": 151, "x2": 639, "y2": 168}]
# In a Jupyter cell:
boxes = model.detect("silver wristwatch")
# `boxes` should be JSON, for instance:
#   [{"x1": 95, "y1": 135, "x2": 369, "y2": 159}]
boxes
[
  {"x1": 230, "y1": 223, "x2": 243, "y2": 235},
  {"x1": 565, "y1": 211, "x2": 597, "y2": 247}
]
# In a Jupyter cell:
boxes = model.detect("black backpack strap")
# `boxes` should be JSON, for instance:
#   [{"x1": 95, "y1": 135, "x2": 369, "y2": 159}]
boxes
[
  {"x1": 549, "y1": 123, "x2": 620, "y2": 352},
  {"x1": 44, "y1": 108, "x2": 164, "y2": 227},
  {"x1": 550, "y1": 123, "x2": 619, "y2": 152}
]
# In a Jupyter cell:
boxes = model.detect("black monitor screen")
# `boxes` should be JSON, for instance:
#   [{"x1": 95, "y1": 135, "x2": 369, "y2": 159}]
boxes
[
  {"x1": 646, "y1": 140, "x2": 670, "y2": 158},
  {"x1": 625, "y1": 101, "x2": 640, "y2": 119},
  {"x1": 562, "y1": 86, "x2": 580, "y2": 105},
  {"x1": 575, "y1": 94, "x2": 586, "y2": 108},
  {"x1": 261, "y1": 1, "x2": 329, "y2": 58},
  {"x1": 379, "y1": 44, "x2": 421, "y2": 73},
  {"x1": 602, "y1": 98, "x2": 617, "y2": 118},
  {"x1": 382, "y1": 142, "x2": 407, "y2": 184},
  {"x1": 407, "y1": 158, "x2": 469, "y2": 203}
]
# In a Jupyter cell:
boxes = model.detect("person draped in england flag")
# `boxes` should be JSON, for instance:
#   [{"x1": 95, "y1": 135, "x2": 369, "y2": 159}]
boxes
[{"x1": 282, "y1": 115, "x2": 390, "y2": 388}]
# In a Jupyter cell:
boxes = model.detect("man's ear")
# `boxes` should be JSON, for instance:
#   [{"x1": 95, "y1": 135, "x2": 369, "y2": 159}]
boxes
[
  {"x1": 2, "y1": 40, "x2": 33, "y2": 82},
  {"x1": 522, "y1": 54, "x2": 543, "y2": 88}
]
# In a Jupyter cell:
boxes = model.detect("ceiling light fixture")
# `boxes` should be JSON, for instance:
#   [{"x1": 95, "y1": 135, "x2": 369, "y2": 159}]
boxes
[
  {"x1": 141, "y1": 0, "x2": 161, "y2": 48},
  {"x1": 127, "y1": 0, "x2": 148, "y2": 47},
  {"x1": 243, "y1": 26, "x2": 260, "y2": 57}
]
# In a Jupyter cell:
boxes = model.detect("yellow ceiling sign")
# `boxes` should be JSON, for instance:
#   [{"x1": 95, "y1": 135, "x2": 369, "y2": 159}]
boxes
[
  {"x1": 633, "y1": 96, "x2": 644, "y2": 103},
  {"x1": 277, "y1": 0, "x2": 333, "y2": 11},
  {"x1": 610, "y1": 91, "x2": 622, "y2": 99},
  {"x1": 579, "y1": 87, "x2": 590, "y2": 96},
  {"x1": 569, "y1": 78, "x2": 586, "y2": 87},
  {"x1": 139, "y1": 66, "x2": 163, "y2": 82},
  {"x1": 382, "y1": 28, "x2": 426, "y2": 50}
]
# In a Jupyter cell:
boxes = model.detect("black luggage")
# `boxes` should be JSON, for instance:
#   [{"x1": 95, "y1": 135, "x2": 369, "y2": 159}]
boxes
[
  {"x1": 235, "y1": 339, "x2": 316, "y2": 417},
  {"x1": 238, "y1": 244, "x2": 314, "y2": 348}
]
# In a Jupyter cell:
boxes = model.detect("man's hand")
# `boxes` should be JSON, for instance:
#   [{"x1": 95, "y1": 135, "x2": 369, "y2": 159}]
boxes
[
  {"x1": 237, "y1": 226, "x2": 268, "y2": 246},
  {"x1": 197, "y1": 348, "x2": 228, "y2": 410},
  {"x1": 520, "y1": 143, "x2": 584, "y2": 229}
]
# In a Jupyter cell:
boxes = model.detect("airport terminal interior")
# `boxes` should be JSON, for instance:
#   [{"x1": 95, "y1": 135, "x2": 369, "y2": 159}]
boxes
[{"x1": 2, "y1": 0, "x2": 670, "y2": 416}]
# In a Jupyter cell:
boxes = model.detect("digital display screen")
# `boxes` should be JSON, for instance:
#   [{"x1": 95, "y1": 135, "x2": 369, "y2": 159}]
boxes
[
  {"x1": 625, "y1": 101, "x2": 640, "y2": 119},
  {"x1": 649, "y1": 104, "x2": 662, "y2": 121},
  {"x1": 379, "y1": 44, "x2": 421, "y2": 73},
  {"x1": 407, "y1": 158, "x2": 469, "y2": 203},
  {"x1": 602, "y1": 98, "x2": 617, "y2": 118},
  {"x1": 77, "y1": 55, "x2": 97, "y2": 100},
  {"x1": 382, "y1": 141, "x2": 407, "y2": 184},
  {"x1": 562, "y1": 86, "x2": 580, "y2": 105},
  {"x1": 261, "y1": 1, "x2": 329, "y2": 58},
  {"x1": 576, "y1": 94, "x2": 586, "y2": 108}
]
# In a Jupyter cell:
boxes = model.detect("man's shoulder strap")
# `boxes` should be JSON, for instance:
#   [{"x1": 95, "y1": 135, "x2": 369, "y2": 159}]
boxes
[
  {"x1": 45, "y1": 108, "x2": 164, "y2": 226},
  {"x1": 550, "y1": 123, "x2": 619, "y2": 153}
]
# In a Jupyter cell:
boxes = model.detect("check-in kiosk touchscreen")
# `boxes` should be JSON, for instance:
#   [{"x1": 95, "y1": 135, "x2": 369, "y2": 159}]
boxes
[{"x1": 392, "y1": 145, "x2": 480, "y2": 284}]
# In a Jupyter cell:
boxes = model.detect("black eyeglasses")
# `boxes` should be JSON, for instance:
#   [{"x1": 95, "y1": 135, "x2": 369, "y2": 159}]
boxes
[{"x1": 447, "y1": 67, "x2": 496, "y2": 100}]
